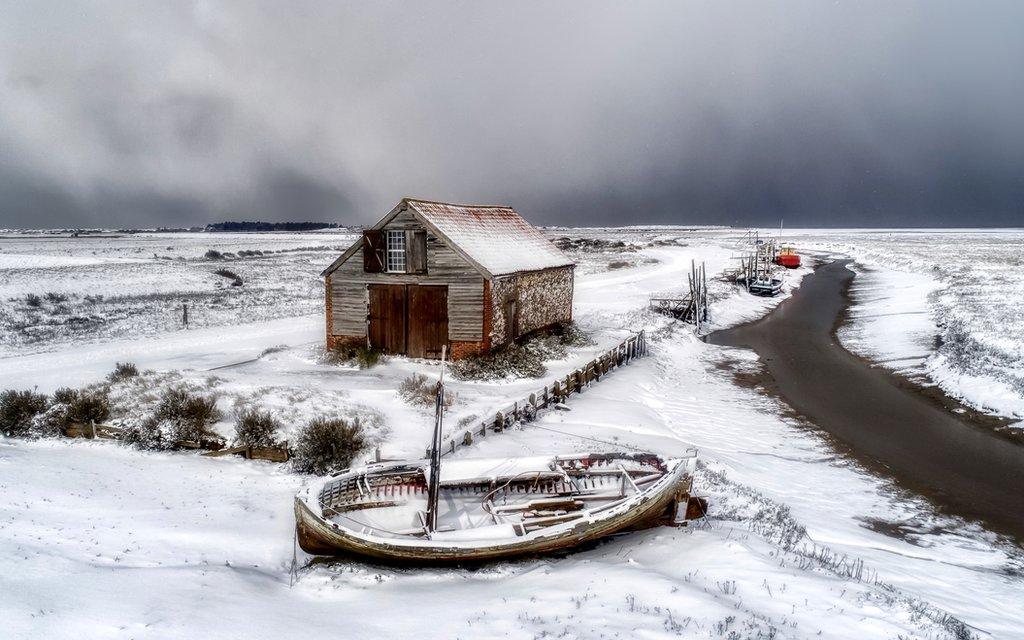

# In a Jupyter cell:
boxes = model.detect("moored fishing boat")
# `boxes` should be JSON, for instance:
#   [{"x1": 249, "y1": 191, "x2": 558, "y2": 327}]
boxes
[
  {"x1": 775, "y1": 246, "x2": 801, "y2": 268},
  {"x1": 747, "y1": 275, "x2": 783, "y2": 296}
]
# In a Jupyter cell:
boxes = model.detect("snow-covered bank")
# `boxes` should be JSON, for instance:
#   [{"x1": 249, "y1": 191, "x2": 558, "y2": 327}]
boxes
[
  {"x1": 838, "y1": 264, "x2": 943, "y2": 377},
  {"x1": 785, "y1": 229, "x2": 1024, "y2": 423}
]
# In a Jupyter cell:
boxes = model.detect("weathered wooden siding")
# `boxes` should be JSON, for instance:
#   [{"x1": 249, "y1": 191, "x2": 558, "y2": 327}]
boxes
[{"x1": 329, "y1": 216, "x2": 484, "y2": 342}]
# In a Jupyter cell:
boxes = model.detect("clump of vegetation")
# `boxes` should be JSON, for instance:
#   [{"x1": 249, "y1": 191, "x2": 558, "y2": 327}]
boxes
[
  {"x1": 204, "y1": 249, "x2": 224, "y2": 260},
  {"x1": 292, "y1": 416, "x2": 366, "y2": 475},
  {"x1": 0, "y1": 389, "x2": 49, "y2": 437},
  {"x1": 397, "y1": 373, "x2": 455, "y2": 408},
  {"x1": 233, "y1": 407, "x2": 281, "y2": 447},
  {"x1": 607, "y1": 260, "x2": 633, "y2": 270},
  {"x1": 321, "y1": 345, "x2": 384, "y2": 369},
  {"x1": 108, "y1": 361, "x2": 139, "y2": 383},
  {"x1": 213, "y1": 268, "x2": 243, "y2": 286},
  {"x1": 44, "y1": 292, "x2": 69, "y2": 303},
  {"x1": 355, "y1": 346, "x2": 382, "y2": 369},
  {"x1": 123, "y1": 387, "x2": 223, "y2": 450},
  {"x1": 450, "y1": 323, "x2": 593, "y2": 381},
  {"x1": 24, "y1": 293, "x2": 42, "y2": 308},
  {"x1": 33, "y1": 387, "x2": 113, "y2": 436}
]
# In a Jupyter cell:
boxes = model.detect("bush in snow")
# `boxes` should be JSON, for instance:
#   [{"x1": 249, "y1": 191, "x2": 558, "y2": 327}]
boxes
[
  {"x1": 214, "y1": 269, "x2": 243, "y2": 286},
  {"x1": 397, "y1": 373, "x2": 454, "y2": 408},
  {"x1": 321, "y1": 345, "x2": 383, "y2": 369},
  {"x1": 24, "y1": 293, "x2": 42, "y2": 308},
  {"x1": 0, "y1": 389, "x2": 49, "y2": 437},
  {"x1": 292, "y1": 416, "x2": 366, "y2": 475},
  {"x1": 108, "y1": 362, "x2": 140, "y2": 383},
  {"x1": 233, "y1": 407, "x2": 281, "y2": 447},
  {"x1": 450, "y1": 322, "x2": 593, "y2": 381},
  {"x1": 204, "y1": 249, "x2": 224, "y2": 260},
  {"x1": 356, "y1": 346, "x2": 382, "y2": 369},
  {"x1": 123, "y1": 387, "x2": 224, "y2": 450},
  {"x1": 31, "y1": 387, "x2": 112, "y2": 437}
]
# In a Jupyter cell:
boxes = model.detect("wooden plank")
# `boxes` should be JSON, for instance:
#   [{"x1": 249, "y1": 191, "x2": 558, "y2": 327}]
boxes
[
  {"x1": 407, "y1": 285, "x2": 448, "y2": 359},
  {"x1": 369, "y1": 284, "x2": 407, "y2": 354}
]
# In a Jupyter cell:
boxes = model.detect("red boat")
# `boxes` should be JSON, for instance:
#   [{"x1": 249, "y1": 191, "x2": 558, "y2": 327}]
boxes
[{"x1": 775, "y1": 247, "x2": 801, "y2": 269}]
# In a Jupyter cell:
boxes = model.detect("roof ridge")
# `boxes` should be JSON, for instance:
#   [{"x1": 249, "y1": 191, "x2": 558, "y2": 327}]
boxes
[{"x1": 403, "y1": 196, "x2": 515, "y2": 210}]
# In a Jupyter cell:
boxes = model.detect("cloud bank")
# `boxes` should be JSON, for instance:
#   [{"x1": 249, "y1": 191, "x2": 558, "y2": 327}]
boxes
[{"x1": 1, "y1": 1, "x2": 1022, "y2": 228}]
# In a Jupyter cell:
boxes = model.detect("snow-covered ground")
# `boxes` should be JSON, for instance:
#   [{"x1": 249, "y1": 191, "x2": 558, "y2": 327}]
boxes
[
  {"x1": 2, "y1": 228, "x2": 1022, "y2": 639},
  {"x1": 0, "y1": 231, "x2": 355, "y2": 356}
]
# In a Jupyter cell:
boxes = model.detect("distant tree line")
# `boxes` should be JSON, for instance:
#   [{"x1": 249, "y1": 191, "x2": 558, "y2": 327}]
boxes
[{"x1": 205, "y1": 221, "x2": 340, "y2": 232}]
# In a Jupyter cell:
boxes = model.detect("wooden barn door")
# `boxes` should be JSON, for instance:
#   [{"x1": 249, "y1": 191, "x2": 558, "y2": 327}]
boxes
[
  {"x1": 368, "y1": 285, "x2": 407, "y2": 354},
  {"x1": 407, "y1": 285, "x2": 448, "y2": 359}
]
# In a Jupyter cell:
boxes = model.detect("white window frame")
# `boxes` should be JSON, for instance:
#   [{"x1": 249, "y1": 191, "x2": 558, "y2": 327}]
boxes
[{"x1": 386, "y1": 230, "x2": 406, "y2": 273}]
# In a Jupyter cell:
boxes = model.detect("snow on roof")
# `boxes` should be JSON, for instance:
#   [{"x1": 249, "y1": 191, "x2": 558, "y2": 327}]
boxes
[{"x1": 405, "y1": 199, "x2": 574, "y2": 277}]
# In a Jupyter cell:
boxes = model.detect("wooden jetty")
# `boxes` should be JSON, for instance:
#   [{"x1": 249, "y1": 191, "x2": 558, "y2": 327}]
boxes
[{"x1": 649, "y1": 260, "x2": 709, "y2": 331}]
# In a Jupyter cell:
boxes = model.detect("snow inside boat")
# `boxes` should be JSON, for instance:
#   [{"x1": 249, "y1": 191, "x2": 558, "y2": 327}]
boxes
[{"x1": 295, "y1": 451, "x2": 698, "y2": 562}]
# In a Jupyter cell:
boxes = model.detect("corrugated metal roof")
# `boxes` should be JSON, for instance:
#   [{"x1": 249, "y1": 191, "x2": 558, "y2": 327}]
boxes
[{"x1": 405, "y1": 199, "x2": 574, "y2": 277}]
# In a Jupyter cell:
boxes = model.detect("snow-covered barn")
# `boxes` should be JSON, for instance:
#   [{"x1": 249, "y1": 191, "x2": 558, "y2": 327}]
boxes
[{"x1": 322, "y1": 198, "x2": 575, "y2": 359}]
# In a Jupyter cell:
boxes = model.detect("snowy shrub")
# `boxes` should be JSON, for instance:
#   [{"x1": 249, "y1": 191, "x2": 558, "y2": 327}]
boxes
[
  {"x1": 317, "y1": 345, "x2": 383, "y2": 369},
  {"x1": 292, "y1": 416, "x2": 367, "y2": 475},
  {"x1": 66, "y1": 388, "x2": 112, "y2": 425},
  {"x1": 0, "y1": 389, "x2": 49, "y2": 437},
  {"x1": 44, "y1": 292, "x2": 69, "y2": 303},
  {"x1": 123, "y1": 387, "x2": 223, "y2": 450},
  {"x1": 607, "y1": 260, "x2": 633, "y2": 270},
  {"x1": 398, "y1": 373, "x2": 454, "y2": 408},
  {"x1": 356, "y1": 347, "x2": 381, "y2": 369},
  {"x1": 108, "y1": 362, "x2": 139, "y2": 382},
  {"x1": 213, "y1": 269, "x2": 243, "y2": 286},
  {"x1": 451, "y1": 323, "x2": 593, "y2": 381},
  {"x1": 204, "y1": 249, "x2": 224, "y2": 260},
  {"x1": 24, "y1": 293, "x2": 42, "y2": 308},
  {"x1": 233, "y1": 407, "x2": 281, "y2": 447},
  {"x1": 31, "y1": 387, "x2": 112, "y2": 436}
]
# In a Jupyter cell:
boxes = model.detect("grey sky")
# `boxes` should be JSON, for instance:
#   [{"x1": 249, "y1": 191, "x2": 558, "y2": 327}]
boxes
[{"x1": 1, "y1": 1, "x2": 1022, "y2": 228}]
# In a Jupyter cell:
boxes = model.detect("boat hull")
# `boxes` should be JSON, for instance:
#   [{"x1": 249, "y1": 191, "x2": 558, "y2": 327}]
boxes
[
  {"x1": 775, "y1": 255, "x2": 801, "y2": 268},
  {"x1": 295, "y1": 456, "x2": 696, "y2": 563}
]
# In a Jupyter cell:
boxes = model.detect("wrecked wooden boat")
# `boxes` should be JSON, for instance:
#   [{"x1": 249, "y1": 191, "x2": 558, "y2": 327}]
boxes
[
  {"x1": 295, "y1": 451, "x2": 699, "y2": 562},
  {"x1": 294, "y1": 346, "x2": 702, "y2": 563}
]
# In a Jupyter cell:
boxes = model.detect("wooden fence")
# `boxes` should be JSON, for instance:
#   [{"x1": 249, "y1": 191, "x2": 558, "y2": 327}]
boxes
[{"x1": 431, "y1": 330, "x2": 649, "y2": 459}]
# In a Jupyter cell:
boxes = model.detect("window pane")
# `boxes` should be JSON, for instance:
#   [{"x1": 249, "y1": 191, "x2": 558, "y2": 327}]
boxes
[{"x1": 386, "y1": 230, "x2": 406, "y2": 272}]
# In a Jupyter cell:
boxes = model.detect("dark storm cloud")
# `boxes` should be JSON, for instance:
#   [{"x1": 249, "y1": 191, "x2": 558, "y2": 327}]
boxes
[{"x1": 1, "y1": 1, "x2": 1022, "y2": 228}]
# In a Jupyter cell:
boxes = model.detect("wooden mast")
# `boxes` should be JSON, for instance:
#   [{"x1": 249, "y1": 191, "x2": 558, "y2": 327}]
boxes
[{"x1": 426, "y1": 345, "x2": 447, "y2": 532}]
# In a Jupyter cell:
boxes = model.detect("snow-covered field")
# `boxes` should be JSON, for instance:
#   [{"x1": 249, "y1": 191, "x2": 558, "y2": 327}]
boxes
[
  {"x1": 0, "y1": 231, "x2": 354, "y2": 356},
  {"x1": 2, "y1": 228, "x2": 1022, "y2": 639}
]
